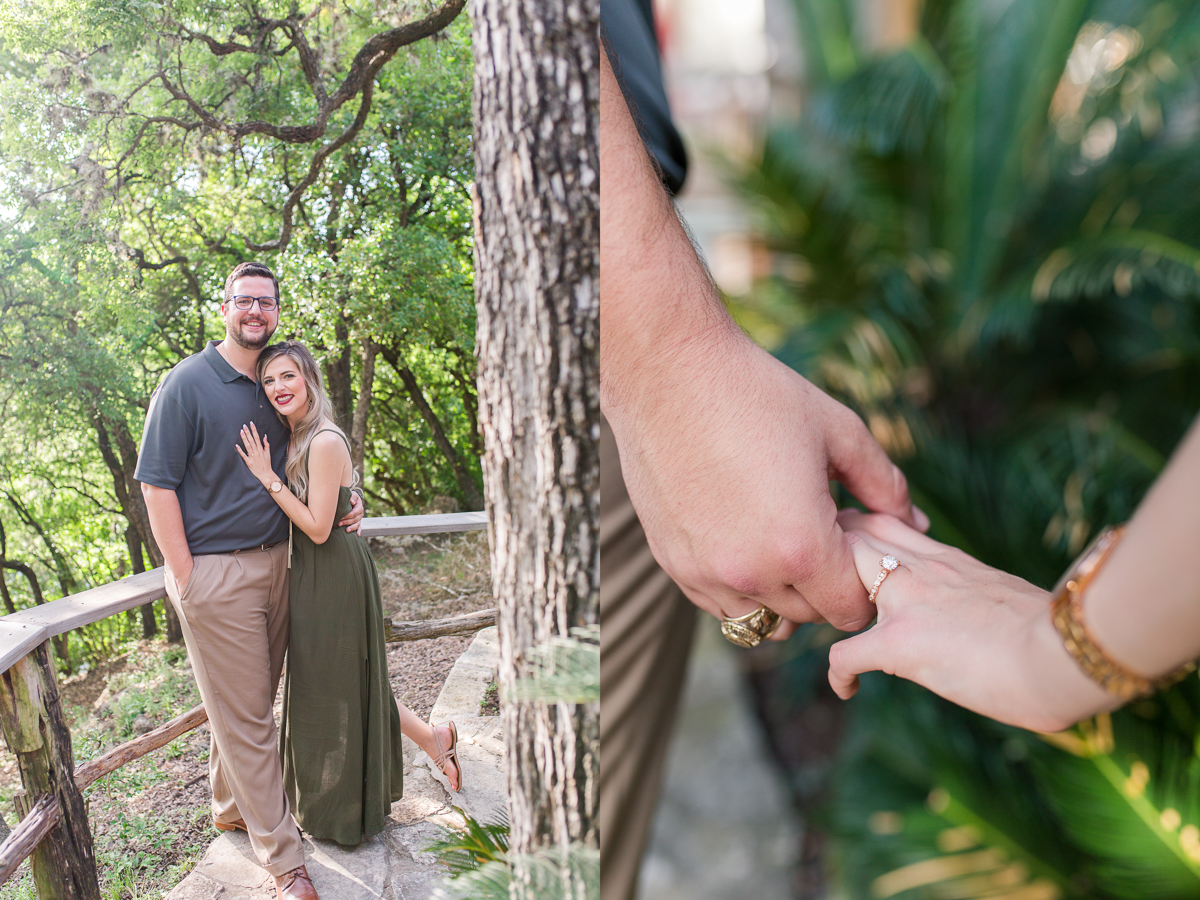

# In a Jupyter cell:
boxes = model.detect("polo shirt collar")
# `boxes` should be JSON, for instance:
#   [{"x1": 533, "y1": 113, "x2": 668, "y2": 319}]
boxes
[{"x1": 202, "y1": 340, "x2": 255, "y2": 384}]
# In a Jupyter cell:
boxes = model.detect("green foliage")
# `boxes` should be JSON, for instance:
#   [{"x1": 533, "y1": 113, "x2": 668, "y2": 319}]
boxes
[
  {"x1": 427, "y1": 806, "x2": 510, "y2": 876},
  {"x1": 0, "y1": 639, "x2": 210, "y2": 900},
  {"x1": 503, "y1": 625, "x2": 600, "y2": 705},
  {"x1": 428, "y1": 824, "x2": 599, "y2": 900},
  {"x1": 736, "y1": 0, "x2": 1200, "y2": 896},
  {"x1": 0, "y1": 0, "x2": 478, "y2": 671}
]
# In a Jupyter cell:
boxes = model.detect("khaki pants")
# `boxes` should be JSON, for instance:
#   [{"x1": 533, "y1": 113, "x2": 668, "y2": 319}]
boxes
[
  {"x1": 600, "y1": 418, "x2": 696, "y2": 900},
  {"x1": 165, "y1": 543, "x2": 304, "y2": 877}
]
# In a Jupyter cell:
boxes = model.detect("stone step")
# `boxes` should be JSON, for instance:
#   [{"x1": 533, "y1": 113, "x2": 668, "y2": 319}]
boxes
[{"x1": 166, "y1": 627, "x2": 504, "y2": 900}]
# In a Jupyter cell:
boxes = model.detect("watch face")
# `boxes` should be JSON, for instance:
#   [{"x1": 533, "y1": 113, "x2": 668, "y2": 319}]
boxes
[{"x1": 1051, "y1": 525, "x2": 1123, "y2": 594}]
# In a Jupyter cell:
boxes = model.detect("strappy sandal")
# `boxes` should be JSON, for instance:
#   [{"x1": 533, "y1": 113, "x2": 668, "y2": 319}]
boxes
[{"x1": 431, "y1": 720, "x2": 463, "y2": 792}]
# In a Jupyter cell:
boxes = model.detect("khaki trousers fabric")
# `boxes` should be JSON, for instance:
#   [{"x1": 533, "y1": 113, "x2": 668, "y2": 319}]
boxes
[
  {"x1": 600, "y1": 417, "x2": 696, "y2": 900},
  {"x1": 165, "y1": 543, "x2": 304, "y2": 877}
]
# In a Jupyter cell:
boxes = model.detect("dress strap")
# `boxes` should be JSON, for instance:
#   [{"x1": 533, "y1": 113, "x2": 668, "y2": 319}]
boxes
[
  {"x1": 300, "y1": 428, "x2": 357, "y2": 497},
  {"x1": 307, "y1": 427, "x2": 353, "y2": 458}
]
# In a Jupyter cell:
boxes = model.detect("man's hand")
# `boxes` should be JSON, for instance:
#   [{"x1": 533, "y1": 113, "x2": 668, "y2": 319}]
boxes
[
  {"x1": 337, "y1": 490, "x2": 365, "y2": 534},
  {"x1": 141, "y1": 483, "x2": 195, "y2": 592},
  {"x1": 600, "y1": 47, "x2": 924, "y2": 633},
  {"x1": 606, "y1": 333, "x2": 925, "y2": 632}
]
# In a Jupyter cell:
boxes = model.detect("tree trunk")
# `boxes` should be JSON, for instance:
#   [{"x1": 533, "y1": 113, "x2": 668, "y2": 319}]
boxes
[
  {"x1": 0, "y1": 572, "x2": 14, "y2": 616},
  {"x1": 1, "y1": 498, "x2": 71, "y2": 665},
  {"x1": 324, "y1": 305, "x2": 354, "y2": 428},
  {"x1": 109, "y1": 418, "x2": 164, "y2": 567},
  {"x1": 125, "y1": 529, "x2": 157, "y2": 639},
  {"x1": 0, "y1": 519, "x2": 15, "y2": 615},
  {"x1": 472, "y1": 1, "x2": 600, "y2": 898},
  {"x1": 448, "y1": 347, "x2": 484, "y2": 458},
  {"x1": 93, "y1": 414, "x2": 180, "y2": 642},
  {"x1": 350, "y1": 338, "x2": 377, "y2": 479},
  {"x1": 5, "y1": 494, "x2": 78, "y2": 597},
  {"x1": 378, "y1": 343, "x2": 484, "y2": 511},
  {"x1": 0, "y1": 561, "x2": 43, "y2": 606}
]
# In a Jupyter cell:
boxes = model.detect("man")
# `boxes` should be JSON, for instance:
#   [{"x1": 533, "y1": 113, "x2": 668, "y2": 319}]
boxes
[
  {"x1": 136, "y1": 261, "x2": 362, "y2": 899},
  {"x1": 599, "y1": 15, "x2": 928, "y2": 898}
]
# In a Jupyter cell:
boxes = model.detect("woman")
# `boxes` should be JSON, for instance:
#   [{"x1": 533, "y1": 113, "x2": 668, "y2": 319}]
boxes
[
  {"x1": 828, "y1": 414, "x2": 1200, "y2": 733},
  {"x1": 236, "y1": 340, "x2": 463, "y2": 846}
]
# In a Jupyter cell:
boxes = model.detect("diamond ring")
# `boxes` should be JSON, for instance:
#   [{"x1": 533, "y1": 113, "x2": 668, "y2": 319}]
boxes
[{"x1": 868, "y1": 555, "x2": 900, "y2": 604}]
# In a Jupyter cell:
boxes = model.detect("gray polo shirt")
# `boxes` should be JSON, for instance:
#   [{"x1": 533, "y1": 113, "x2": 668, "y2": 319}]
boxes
[{"x1": 135, "y1": 341, "x2": 290, "y2": 554}]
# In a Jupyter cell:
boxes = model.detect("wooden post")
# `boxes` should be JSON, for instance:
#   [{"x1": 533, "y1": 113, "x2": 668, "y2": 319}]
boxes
[{"x1": 0, "y1": 642, "x2": 99, "y2": 899}]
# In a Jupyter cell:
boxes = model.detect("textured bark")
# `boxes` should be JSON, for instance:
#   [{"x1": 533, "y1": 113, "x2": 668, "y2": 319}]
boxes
[
  {"x1": 349, "y1": 338, "x2": 378, "y2": 478},
  {"x1": 472, "y1": 1, "x2": 599, "y2": 896},
  {"x1": 73, "y1": 705, "x2": 207, "y2": 791},
  {"x1": 324, "y1": 309, "x2": 354, "y2": 428},
  {"x1": 0, "y1": 522, "x2": 13, "y2": 615},
  {"x1": 88, "y1": 417, "x2": 180, "y2": 643},
  {"x1": 124, "y1": 529, "x2": 157, "y2": 639},
  {"x1": 0, "y1": 644, "x2": 99, "y2": 899},
  {"x1": 0, "y1": 795, "x2": 58, "y2": 884},
  {"x1": 383, "y1": 608, "x2": 496, "y2": 642}
]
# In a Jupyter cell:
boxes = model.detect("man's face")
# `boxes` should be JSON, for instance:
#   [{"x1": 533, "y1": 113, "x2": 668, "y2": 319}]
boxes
[{"x1": 222, "y1": 275, "x2": 280, "y2": 351}]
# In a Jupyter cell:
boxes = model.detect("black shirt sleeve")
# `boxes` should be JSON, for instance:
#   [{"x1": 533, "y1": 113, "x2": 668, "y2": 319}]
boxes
[
  {"x1": 134, "y1": 383, "x2": 195, "y2": 490},
  {"x1": 601, "y1": 0, "x2": 689, "y2": 195}
]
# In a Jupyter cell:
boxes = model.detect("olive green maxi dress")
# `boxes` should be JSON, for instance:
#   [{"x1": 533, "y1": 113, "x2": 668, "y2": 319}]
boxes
[{"x1": 279, "y1": 431, "x2": 403, "y2": 846}]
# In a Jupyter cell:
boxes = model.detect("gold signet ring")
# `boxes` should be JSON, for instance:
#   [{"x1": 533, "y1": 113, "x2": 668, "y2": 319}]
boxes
[{"x1": 720, "y1": 605, "x2": 783, "y2": 648}]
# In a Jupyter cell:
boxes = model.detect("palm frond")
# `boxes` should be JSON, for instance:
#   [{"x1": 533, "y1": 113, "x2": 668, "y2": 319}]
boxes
[
  {"x1": 735, "y1": 1, "x2": 1200, "y2": 895},
  {"x1": 425, "y1": 807, "x2": 510, "y2": 876},
  {"x1": 812, "y1": 40, "x2": 951, "y2": 157},
  {"x1": 1033, "y1": 682, "x2": 1200, "y2": 898},
  {"x1": 432, "y1": 843, "x2": 600, "y2": 900},
  {"x1": 504, "y1": 624, "x2": 599, "y2": 705}
]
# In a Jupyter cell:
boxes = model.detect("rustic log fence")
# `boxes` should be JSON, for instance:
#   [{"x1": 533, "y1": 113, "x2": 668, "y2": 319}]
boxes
[{"x1": 0, "y1": 511, "x2": 492, "y2": 898}]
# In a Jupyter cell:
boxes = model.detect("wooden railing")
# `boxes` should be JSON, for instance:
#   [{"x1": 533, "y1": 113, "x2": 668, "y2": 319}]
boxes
[{"x1": 0, "y1": 511, "x2": 492, "y2": 899}]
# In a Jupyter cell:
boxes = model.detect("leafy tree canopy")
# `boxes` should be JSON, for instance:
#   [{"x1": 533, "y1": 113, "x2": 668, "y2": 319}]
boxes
[{"x1": 0, "y1": 0, "x2": 478, "y2": 666}]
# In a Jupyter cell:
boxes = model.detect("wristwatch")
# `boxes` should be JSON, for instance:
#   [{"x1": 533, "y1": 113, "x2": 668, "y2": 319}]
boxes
[{"x1": 268, "y1": 480, "x2": 284, "y2": 494}]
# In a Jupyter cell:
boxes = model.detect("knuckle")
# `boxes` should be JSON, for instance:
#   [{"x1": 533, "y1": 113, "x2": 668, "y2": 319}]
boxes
[
  {"x1": 833, "y1": 610, "x2": 874, "y2": 632},
  {"x1": 828, "y1": 638, "x2": 848, "y2": 665},
  {"x1": 710, "y1": 552, "x2": 768, "y2": 598},
  {"x1": 777, "y1": 541, "x2": 820, "y2": 588},
  {"x1": 837, "y1": 406, "x2": 871, "y2": 446}
]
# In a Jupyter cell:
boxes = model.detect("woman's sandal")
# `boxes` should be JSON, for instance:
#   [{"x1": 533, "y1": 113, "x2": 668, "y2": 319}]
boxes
[{"x1": 431, "y1": 720, "x2": 463, "y2": 792}]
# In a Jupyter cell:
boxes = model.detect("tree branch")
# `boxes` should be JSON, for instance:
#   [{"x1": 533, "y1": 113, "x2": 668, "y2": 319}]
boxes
[{"x1": 245, "y1": 78, "x2": 376, "y2": 251}]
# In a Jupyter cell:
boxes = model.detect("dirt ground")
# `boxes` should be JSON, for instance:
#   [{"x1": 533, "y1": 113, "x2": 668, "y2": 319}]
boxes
[{"x1": 0, "y1": 529, "x2": 493, "y2": 896}]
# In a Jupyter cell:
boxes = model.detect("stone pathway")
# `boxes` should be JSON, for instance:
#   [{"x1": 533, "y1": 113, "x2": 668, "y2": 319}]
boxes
[
  {"x1": 638, "y1": 618, "x2": 800, "y2": 900},
  {"x1": 165, "y1": 627, "x2": 504, "y2": 900}
]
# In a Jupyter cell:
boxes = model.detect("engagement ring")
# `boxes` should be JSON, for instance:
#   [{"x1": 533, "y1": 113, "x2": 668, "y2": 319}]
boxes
[{"x1": 868, "y1": 555, "x2": 900, "y2": 604}]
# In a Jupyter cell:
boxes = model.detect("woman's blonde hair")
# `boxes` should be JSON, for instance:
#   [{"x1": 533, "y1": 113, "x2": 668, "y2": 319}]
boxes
[{"x1": 257, "y1": 340, "x2": 352, "y2": 501}]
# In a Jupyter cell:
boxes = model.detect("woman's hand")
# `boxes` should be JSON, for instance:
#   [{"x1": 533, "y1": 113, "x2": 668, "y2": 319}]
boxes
[
  {"x1": 235, "y1": 422, "x2": 278, "y2": 487},
  {"x1": 827, "y1": 511, "x2": 1116, "y2": 732}
]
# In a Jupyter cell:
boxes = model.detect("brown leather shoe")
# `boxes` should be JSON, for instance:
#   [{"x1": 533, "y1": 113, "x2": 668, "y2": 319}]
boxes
[
  {"x1": 214, "y1": 817, "x2": 247, "y2": 833},
  {"x1": 274, "y1": 866, "x2": 318, "y2": 900}
]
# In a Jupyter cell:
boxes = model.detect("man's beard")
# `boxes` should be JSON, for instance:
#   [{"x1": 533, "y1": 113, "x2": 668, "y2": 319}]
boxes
[{"x1": 229, "y1": 319, "x2": 274, "y2": 350}]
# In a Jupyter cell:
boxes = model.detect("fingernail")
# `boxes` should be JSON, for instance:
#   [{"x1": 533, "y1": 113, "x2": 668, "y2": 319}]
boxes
[{"x1": 912, "y1": 505, "x2": 931, "y2": 531}]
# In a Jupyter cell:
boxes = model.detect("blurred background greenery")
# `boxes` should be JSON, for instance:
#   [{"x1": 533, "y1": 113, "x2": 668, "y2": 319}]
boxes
[
  {"x1": 0, "y1": 1, "x2": 477, "y2": 669},
  {"x1": 726, "y1": 0, "x2": 1200, "y2": 897}
]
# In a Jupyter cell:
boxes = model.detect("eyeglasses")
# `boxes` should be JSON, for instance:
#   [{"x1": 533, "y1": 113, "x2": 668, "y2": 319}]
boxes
[{"x1": 230, "y1": 295, "x2": 280, "y2": 311}]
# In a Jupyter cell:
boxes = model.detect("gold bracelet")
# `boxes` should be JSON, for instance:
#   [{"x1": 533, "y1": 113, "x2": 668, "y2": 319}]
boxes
[{"x1": 1051, "y1": 526, "x2": 1195, "y2": 702}]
